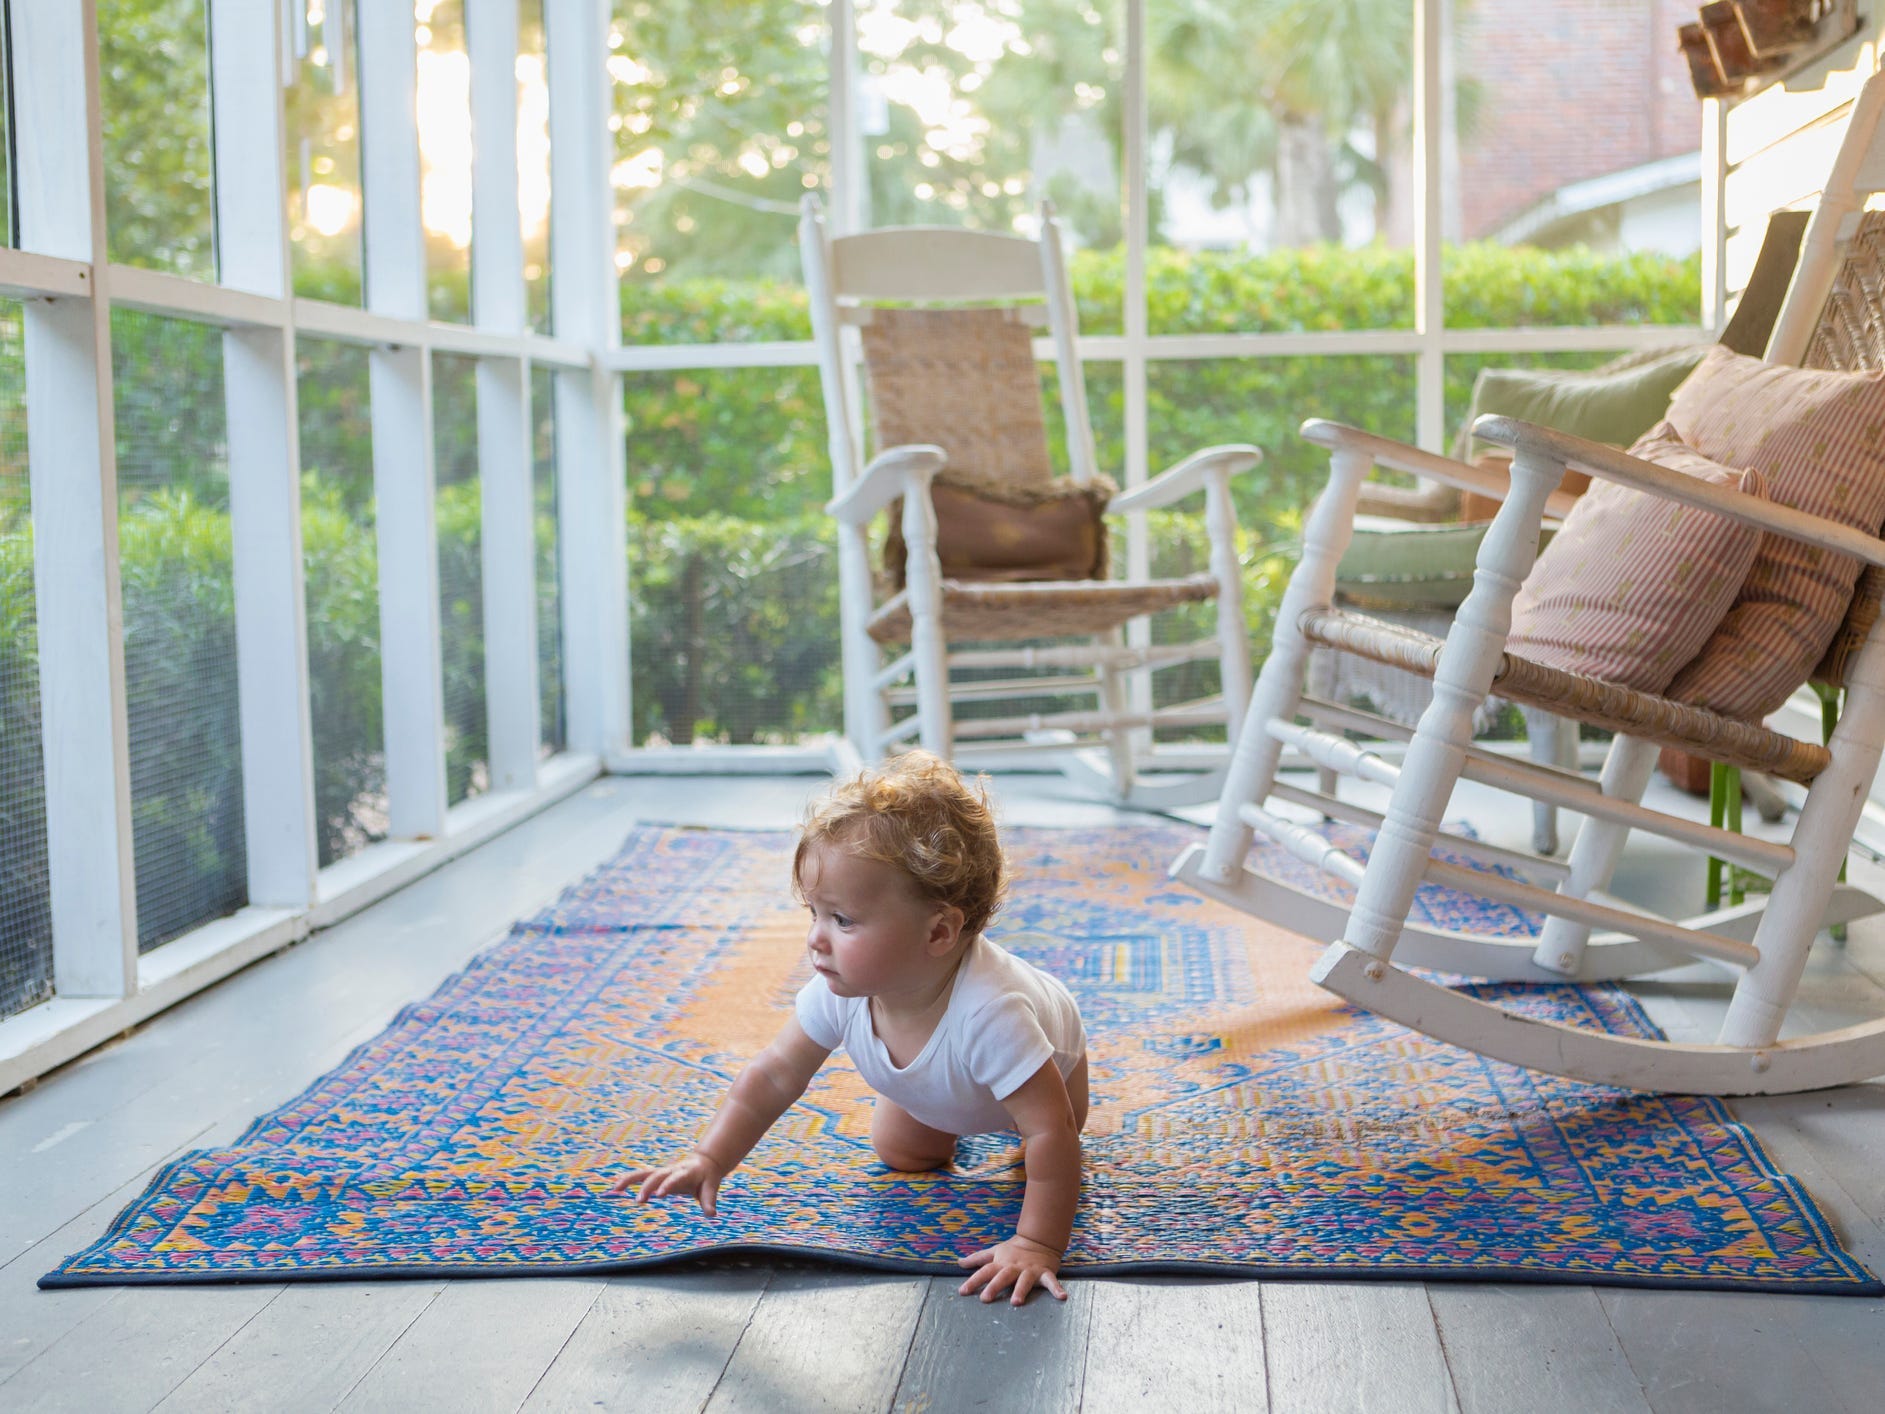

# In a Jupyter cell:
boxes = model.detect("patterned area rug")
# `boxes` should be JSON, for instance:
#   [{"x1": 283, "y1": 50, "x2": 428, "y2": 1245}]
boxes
[{"x1": 44, "y1": 823, "x2": 1880, "y2": 1293}]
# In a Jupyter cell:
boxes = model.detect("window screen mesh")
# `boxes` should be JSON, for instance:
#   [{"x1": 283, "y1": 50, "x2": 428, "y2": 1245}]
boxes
[
  {"x1": 111, "y1": 310, "x2": 247, "y2": 952},
  {"x1": 625, "y1": 366, "x2": 838, "y2": 746},
  {"x1": 532, "y1": 365, "x2": 567, "y2": 755},
  {"x1": 283, "y1": 0, "x2": 365, "y2": 303},
  {"x1": 1, "y1": 18, "x2": 12, "y2": 247},
  {"x1": 298, "y1": 338, "x2": 386, "y2": 866},
  {"x1": 434, "y1": 354, "x2": 487, "y2": 804},
  {"x1": 418, "y1": 1, "x2": 473, "y2": 323},
  {"x1": 518, "y1": 0, "x2": 552, "y2": 334},
  {"x1": 98, "y1": 0, "x2": 216, "y2": 278},
  {"x1": 0, "y1": 299, "x2": 53, "y2": 1017}
]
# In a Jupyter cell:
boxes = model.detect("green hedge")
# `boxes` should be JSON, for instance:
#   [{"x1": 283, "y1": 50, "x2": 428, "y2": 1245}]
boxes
[{"x1": 619, "y1": 242, "x2": 1698, "y2": 528}]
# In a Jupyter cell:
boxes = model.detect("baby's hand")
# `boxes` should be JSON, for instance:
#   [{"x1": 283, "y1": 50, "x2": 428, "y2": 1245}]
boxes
[
  {"x1": 956, "y1": 1235, "x2": 1067, "y2": 1306},
  {"x1": 608, "y1": 1150, "x2": 725, "y2": 1215}
]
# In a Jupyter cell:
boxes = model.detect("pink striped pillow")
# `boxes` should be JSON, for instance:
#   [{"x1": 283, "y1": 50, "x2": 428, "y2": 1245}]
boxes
[
  {"x1": 1662, "y1": 347, "x2": 1885, "y2": 719},
  {"x1": 1508, "y1": 428, "x2": 1766, "y2": 692}
]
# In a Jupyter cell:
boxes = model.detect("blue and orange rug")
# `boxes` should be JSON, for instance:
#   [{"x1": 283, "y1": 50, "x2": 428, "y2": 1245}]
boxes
[{"x1": 42, "y1": 823, "x2": 1880, "y2": 1293}]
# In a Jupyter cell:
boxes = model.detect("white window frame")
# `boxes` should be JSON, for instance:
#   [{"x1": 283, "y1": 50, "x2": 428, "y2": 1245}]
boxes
[{"x1": 0, "y1": 0, "x2": 630, "y2": 1093}]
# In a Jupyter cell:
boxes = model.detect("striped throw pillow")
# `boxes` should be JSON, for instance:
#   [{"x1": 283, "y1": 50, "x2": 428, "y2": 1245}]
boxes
[
  {"x1": 1661, "y1": 347, "x2": 1885, "y2": 720},
  {"x1": 1508, "y1": 427, "x2": 1766, "y2": 692}
]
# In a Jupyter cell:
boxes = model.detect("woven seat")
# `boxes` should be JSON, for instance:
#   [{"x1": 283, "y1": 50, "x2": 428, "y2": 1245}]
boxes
[
  {"x1": 801, "y1": 196, "x2": 1261, "y2": 807},
  {"x1": 868, "y1": 574, "x2": 1219, "y2": 644},
  {"x1": 1300, "y1": 607, "x2": 1831, "y2": 784}
]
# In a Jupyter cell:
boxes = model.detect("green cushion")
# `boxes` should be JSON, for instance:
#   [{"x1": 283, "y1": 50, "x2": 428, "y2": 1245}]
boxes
[
  {"x1": 1334, "y1": 516, "x2": 1491, "y2": 610},
  {"x1": 1334, "y1": 515, "x2": 1559, "y2": 610},
  {"x1": 1461, "y1": 344, "x2": 1708, "y2": 458}
]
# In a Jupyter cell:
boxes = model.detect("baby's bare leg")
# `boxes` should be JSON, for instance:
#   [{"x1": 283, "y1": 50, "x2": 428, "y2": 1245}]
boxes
[{"x1": 872, "y1": 1098, "x2": 958, "y2": 1172}]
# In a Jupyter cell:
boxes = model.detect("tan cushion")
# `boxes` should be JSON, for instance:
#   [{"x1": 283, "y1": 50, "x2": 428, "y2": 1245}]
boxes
[
  {"x1": 1660, "y1": 346, "x2": 1885, "y2": 719},
  {"x1": 882, "y1": 473, "x2": 1116, "y2": 590},
  {"x1": 1508, "y1": 427, "x2": 1766, "y2": 692}
]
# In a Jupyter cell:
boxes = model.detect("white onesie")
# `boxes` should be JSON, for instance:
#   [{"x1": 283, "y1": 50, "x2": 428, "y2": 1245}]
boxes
[{"x1": 794, "y1": 933, "x2": 1087, "y2": 1136}]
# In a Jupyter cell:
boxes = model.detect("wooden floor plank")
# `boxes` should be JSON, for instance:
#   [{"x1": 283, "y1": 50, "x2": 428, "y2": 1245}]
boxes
[
  {"x1": 1076, "y1": 1276, "x2": 1265, "y2": 1414},
  {"x1": 152, "y1": 1282, "x2": 443, "y2": 1413},
  {"x1": 0, "y1": 784, "x2": 642, "y2": 1265},
  {"x1": 1598, "y1": 1288, "x2": 1855, "y2": 1414},
  {"x1": 705, "y1": 1271, "x2": 927, "y2": 1414},
  {"x1": 1427, "y1": 1284, "x2": 1648, "y2": 1414},
  {"x1": 12, "y1": 775, "x2": 1885, "y2": 1411},
  {"x1": 521, "y1": 1269, "x2": 770, "y2": 1413},
  {"x1": 0, "y1": 1147, "x2": 223, "y2": 1385},
  {"x1": 0, "y1": 1283, "x2": 284, "y2": 1414},
  {"x1": 335, "y1": 1279, "x2": 603, "y2": 1413},
  {"x1": 889, "y1": 1274, "x2": 1092, "y2": 1413},
  {"x1": 1260, "y1": 1282, "x2": 1457, "y2": 1414}
]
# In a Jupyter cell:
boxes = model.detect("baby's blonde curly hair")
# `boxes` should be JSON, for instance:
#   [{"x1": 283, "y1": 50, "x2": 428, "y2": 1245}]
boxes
[{"x1": 793, "y1": 751, "x2": 1007, "y2": 938}]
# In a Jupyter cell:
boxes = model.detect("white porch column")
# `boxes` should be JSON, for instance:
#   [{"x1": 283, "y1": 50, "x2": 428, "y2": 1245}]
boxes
[
  {"x1": 359, "y1": 2, "x2": 449, "y2": 838},
  {"x1": 211, "y1": 0, "x2": 320, "y2": 906},
  {"x1": 469, "y1": 0, "x2": 542, "y2": 792},
  {"x1": 12, "y1": 1, "x2": 138, "y2": 995},
  {"x1": 546, "y1": 0, "x2": 630, "y2": 757}
]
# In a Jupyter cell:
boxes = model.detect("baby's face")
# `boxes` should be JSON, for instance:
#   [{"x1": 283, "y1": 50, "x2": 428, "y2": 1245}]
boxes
[{"x1": 799, "y1": 843, "x2": 943, "y2": 1000}]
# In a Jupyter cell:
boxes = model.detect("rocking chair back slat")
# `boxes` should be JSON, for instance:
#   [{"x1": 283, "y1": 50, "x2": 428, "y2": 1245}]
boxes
[
  {"x1": 859, "y1": 307, "x2": 1057, "y2": 490},
  {"x1": 830, "y1": 226, "x2": 1047, "y2": 302}
]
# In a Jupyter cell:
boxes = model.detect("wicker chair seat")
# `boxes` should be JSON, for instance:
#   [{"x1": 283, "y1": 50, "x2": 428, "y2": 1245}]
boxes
[
  {"x1": 868, "y1": 574, "x2": 1219, "y2": 644},
  {"x1": 1299, "y1": 606, "x2": 1832, "y2": 784}
]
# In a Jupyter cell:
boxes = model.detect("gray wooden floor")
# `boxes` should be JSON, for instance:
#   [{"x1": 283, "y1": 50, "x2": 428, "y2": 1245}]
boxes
[{"x1": 3, "y1": 770, "x2": 1883, "y2": 1413}]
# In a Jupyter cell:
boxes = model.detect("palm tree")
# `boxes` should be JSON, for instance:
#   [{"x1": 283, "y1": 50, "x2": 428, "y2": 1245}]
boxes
[{"x1": 1149, "y1": 0, "x2": 1417, "y2": 247}]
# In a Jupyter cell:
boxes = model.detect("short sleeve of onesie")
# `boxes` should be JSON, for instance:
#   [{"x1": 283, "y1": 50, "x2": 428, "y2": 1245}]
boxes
[
  {"x1": 963, "y1": 994, "x2": 1056, "y2": 1102},
  {"x1": 793, "y1": 978, "x2": 846, "y2": 1052}
]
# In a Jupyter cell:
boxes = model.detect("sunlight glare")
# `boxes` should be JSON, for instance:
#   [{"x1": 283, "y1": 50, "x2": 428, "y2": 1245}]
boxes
[
  {"x1": 417, "y1": 44, "x2": 474, "y2": 248},
  {"x1": 614, "y1": 149, "x2": 664, "y2": 190},
  {"x1": 516, "y1": 53, "x2": 552, "y2": 243},
  {"x1": 305, "y1": 183, "x2": 359, "y2": 238}
]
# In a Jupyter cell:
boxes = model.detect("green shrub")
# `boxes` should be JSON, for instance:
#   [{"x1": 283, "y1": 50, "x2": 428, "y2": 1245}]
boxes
[
  {"x1": 0, "y1": 504, "x2": 52, "y2": 1014},
  {"x1": 116, "y1": 488, "x2": 246, "y2": 948},
  {"x1": 628, "y1": 511, "x2": 843, "y2": 744},
  {"x1": 621, "y1": 242, "x2": 1699, "y2": 530}
]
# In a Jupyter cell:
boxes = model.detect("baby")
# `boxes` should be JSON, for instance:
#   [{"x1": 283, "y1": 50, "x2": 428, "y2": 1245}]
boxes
[{"x1": 614, "y1": 751, "x2": 1089, "y2": 1306}]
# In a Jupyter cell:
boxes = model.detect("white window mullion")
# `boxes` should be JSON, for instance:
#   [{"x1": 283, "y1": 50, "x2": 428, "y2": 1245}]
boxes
[
  {"x1": 13, "y1": 1, "x2": 138, "y2": 997},
  {"x1": 1700, "y1": 96, "x2": 1729, "y2": 333},
  {"x1": 1414, "y1": 0, "x2": 1446, "y2": 453},
  {"x1": 359, "y1": 2, "x2": 448, "y2": 838},
  {"x1": 830, "y1": 0, "x2": 863, "y2": 235},
  {"x1": 1122, "y1": 0, "x2": 1152, "y2": 734},
  {"x1": 211, "y1": 0, "x2": 320, "y2": 907},
  {"x1": 469, "y1": 0, "x2": 541, "y2": 791},
  {"x1": 475, "y1": 358, "x2": 538, "y2": 787},
  {"x1": 546, "y1": 0, "x2": 629, "y2": 758}
]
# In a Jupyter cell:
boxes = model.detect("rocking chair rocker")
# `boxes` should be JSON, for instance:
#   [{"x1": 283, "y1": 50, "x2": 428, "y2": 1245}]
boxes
[
  {"x1": 1176, "y1": 66, "x2": 1885, "y2": 1095},
  {"x1": 799, "y1": 197, "x2": 1261, "y2": 807}
]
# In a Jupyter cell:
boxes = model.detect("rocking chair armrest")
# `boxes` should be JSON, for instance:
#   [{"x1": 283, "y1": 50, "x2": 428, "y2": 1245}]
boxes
[
  {"x1": 1299, "y1": 418, "x2": 1584, "y2": 522},
  {"x1": 1473, "y1": 415, "x2": 1885, "y2": 571},
  {"x1": 1106, "y1": 443, "x2": 1263, "y2": 515},
  {"x1": 825, "y1": 444, "x2": 948, "y2": 526}
]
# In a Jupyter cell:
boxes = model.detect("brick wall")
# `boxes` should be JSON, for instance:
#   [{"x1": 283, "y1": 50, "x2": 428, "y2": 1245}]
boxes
[{"x1": 1457, "y1": 0, "x2": 1699, "y2": 239}]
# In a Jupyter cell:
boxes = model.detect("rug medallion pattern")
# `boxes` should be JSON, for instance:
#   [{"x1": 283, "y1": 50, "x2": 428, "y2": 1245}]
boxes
[{"x1": 43, "y1": 824, "x2": 1879, "y2": 1292}]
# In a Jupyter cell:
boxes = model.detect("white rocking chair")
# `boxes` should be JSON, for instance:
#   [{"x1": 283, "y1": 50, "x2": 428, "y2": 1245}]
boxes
[
  {"x1": 799, "y1": 196, "x2": 1261, "y2": 807},
  {"x1": 1176, "y1": 69, "x2": 1885, "y2": 1095}
]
